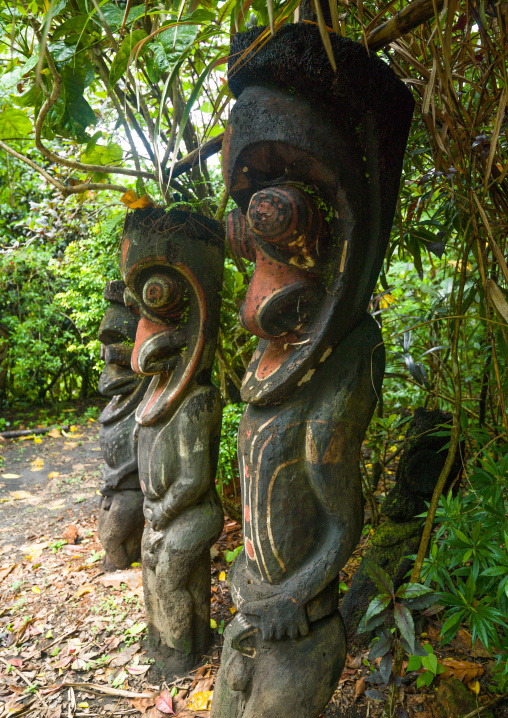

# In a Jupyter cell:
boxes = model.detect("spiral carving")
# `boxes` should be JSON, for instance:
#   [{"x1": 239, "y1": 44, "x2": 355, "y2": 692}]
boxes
[{"x1": 142, "y1": 274, "x2": 186, "y2": 320}]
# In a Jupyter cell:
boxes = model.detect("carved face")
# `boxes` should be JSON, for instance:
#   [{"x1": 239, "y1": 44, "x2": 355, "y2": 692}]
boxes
[
  {"x1": 224, "y1": 85, "x2": 385, "y2": 405},
  {"x1": 98, "y1": 281, "x2": 147, "y2": 425},
  {"x1": 120, "y1": 208, "x2": 224, "y2": 425}
]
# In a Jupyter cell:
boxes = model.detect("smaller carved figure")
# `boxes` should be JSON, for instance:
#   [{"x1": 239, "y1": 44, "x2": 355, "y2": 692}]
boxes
[
  {"x1": 120, "y1": 208, "x2": 225, "y2": 675},
  {"x1": 97, "y1": 280, "x2": 150, "y2": 572}
]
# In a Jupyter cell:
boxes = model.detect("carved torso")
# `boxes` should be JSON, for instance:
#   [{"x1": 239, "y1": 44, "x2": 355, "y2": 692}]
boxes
[
  {"x1": 99, "y1": 411, "x2": 139, "y2": 493},
  {"x1": 230, "y1": 315, "x2": 384, "y2": 613},
  {"x1": 138, "y1": 385, "x2": 222, "y2": 503}
]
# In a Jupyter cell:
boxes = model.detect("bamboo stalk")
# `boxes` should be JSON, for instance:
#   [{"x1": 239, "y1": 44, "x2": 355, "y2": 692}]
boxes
[{"x1": 367, "y1": 0, "x2": 445, "y2": 51}]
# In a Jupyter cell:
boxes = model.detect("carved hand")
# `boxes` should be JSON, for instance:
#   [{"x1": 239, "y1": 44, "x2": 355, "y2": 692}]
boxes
[
  {"x1": 242, "y1": 592, "x2": 309, "y2": 641},
  {"x1": 143, "y1": 498, "x2": 164, "y2": 531}
]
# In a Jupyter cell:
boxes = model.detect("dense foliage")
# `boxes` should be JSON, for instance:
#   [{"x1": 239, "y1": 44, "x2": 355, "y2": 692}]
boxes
[{"x1": 0, "y1": 0, "x2": 507, "y2": 693}]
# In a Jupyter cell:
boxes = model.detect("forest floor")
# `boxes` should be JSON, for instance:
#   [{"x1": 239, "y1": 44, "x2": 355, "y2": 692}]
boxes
[{"x1": 0, "y1": 402, "x2": 506, "y2": 718}]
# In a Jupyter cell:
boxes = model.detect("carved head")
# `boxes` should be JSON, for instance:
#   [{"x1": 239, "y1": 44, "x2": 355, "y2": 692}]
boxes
[
  {"x1": 98, "y1": 280, "x2": 147, "y2": 425},
  {"x1": 120, "y1": 208, "x2": 224, "y2": 425},
  {"x1": 224, "y1": 25, "x2": 414, "y2": 405}
]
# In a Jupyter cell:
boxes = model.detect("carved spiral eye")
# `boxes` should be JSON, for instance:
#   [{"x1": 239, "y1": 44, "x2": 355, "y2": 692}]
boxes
[{"x1": 142, "y1": 274, "x2": 186, "y2": 319}]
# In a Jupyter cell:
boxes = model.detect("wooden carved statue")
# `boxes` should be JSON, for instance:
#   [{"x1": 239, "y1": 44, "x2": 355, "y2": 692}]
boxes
[
  {"x1": 97, "y1": 280, "x2": 150, "y2": 571},
  {"x1": 120, "y1": 208, "x2": 225, "y2": 676},
  {"x1": 211, "y1": 25, "x2": 414, "y2": 718}
]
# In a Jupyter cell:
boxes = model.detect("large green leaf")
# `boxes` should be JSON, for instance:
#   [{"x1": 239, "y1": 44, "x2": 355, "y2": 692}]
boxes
[
  {"x1": 49, "y1": 41, "x2": 78, "y2": 65},
  {"x1": 100, "y1": 3, "x2": 147, "y2": 30},
  {"x1": 55, "y1": 66, "x2": 96, "y2": 142},
  {"x1": 80, "y1": 143, "x2": 123, "y2": 166},
  {"x1": 0, "y1": 54, "x2": 39, "y2": 94},
  {"x1": 109, "y1": 29, "x2": 147, "y2": 88},
  {"x1": 0, "y1": 107, "x2": 32, "y2": 140},
  {"x1": 51, "y1": 16, "x2": 88, "y2": 42}
]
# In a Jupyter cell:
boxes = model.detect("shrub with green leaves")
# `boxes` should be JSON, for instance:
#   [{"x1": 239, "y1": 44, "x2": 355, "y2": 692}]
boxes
[
  {"x1": 358, "y1": 561, "x2": 436, "y2": 708},
  {"x1": 419, "y1": 448, "x2": 508, "y2": 687}
]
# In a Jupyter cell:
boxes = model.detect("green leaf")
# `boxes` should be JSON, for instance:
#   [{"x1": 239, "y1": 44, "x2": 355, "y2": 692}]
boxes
[
  {"x1": 407, "y1": 655, "x2": 422, "y2": 671},
  {"x1": 51, "y1": 16, "x2": 88, "y2": 42},
  {"x1": 0, "y1": 54, "x2": 39, "y2": 93},
  {"x1": 422, "y1": 652, "x2": 438, "y2": 674},
  {"x1": 454, "y1": 529, "x2": 470, "y2": 545},
  {"x1": 364, "y1": 561, "x2": 395, "y2": 598},
  {"x1": 396, "y1": 582, "x2": 434, "y2": 600},
  {"x1": 393, "y1": 603, "x2": 415, "y2": 652},
  {"x1": 417, "y1": 671, "x2": 434, "y2": 688},
  {"x1": 158, "y1": 24, "x2": 198, "y2": 64},
  {"x1": 440, "y1": 610, "x2": 465, "y2": 642},
  {"x1": 80, "y1": 143, "x2": 123, "y2": 166},
  {"x1": 0, "y1": 107, "x2": 32, "y2": 139},
  {"x1": 100, "y1": 4, "x2": 147, "y2": 30},
  {"x1": 48, "y1": 41, "x2": 77, "y2": 64},
  {"x1": 109, "y1": 30, "x2": 147, "y2": 88},
  {"x1": 364, "y1": 595, "x2": 391, "y2": 627},
  {"x1": 58, "y1": 66, "x2": 96, "y2": 141}
]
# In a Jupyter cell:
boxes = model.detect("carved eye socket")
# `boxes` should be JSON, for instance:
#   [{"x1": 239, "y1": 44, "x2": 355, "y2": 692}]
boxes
[{"x1": 142, "y1": 274, "x2": 186, "y2": 320}]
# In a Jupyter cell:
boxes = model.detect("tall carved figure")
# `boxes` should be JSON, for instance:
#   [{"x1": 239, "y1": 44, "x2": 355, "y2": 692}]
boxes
[
  {"x1": 212, "y1": 25, "x2": 414, "y2": 718},
  {"x1": 97, "y1": 280, "x2": 150, "y2": 571},
  {"x1": 120, "y1": 208, "x2": 225, "y2": 676}
]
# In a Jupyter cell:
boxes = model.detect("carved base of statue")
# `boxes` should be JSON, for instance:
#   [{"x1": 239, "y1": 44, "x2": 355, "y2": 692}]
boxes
[
  {"x1": 213, "y1": 612, "x2": 346, "y2": 718},
  {"x1": 98, "y1": 490, "x2": 145, "y2": 571}
]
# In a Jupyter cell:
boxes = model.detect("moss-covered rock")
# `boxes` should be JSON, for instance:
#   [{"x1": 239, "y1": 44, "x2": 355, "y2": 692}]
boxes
[
  {"x1": 436, "y1": 678, "x2": 494, "y2": 718},
  {"x1": 340, "y1": 519, "x2": 422, "y2": 646}
]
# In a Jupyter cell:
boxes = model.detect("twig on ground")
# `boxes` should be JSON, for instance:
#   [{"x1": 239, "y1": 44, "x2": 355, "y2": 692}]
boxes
[{"x1": 0, "y1": 657, "x2": 49, "y2": 709}]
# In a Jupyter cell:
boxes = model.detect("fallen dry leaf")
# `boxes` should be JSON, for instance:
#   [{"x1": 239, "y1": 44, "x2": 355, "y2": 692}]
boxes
[
  {"x1": 47, "y1": 471, "x2": 60, "y2": 479},
  {"x1": 130, "y1": 696, "x2": 155, "y2": 713},
  {"x1": 30, "y1": 457, "x2": 44, "y2": 471},
  {"x1": 187, "y1": 692, "x2": 213, "y2": 711},
  {"x1": 441, "y1": 658, "x2": 484, "y2": 683},
  {"x1": 110, "y1": 643, "x2": 140, "y2": 667},
  {"x1": 48, "y1": 428, "x2": 61, "y2": 438},
  {"x1": 155, "y1": 690, "x2": 175, "y2": 714},
  {"x1": 1, "y1": 473, "x2": 21, "y2": 479},
  {"x1": 354, "y1": 676, "x2": 366, "y2": 701},
  {"x1": 127, "y1": 664, "x2": 150, "y2": 675},
  {"x1": 99, "y1": 569, "x2": 143, "y2": 596},
  {"x1": 7, "y1": 658, "x2": 23, "y2": 668},
  {"x1": 10, "y1": 490, "x2": 32, "y2": 500},
  {"x1": 347, "y1": 655, "x2": 362, "y2": 669},
  {"x1": 0, "y1": 563, "x2": 16, "y2": 582},
  {"x1": 120, "y1": 190, "x2": 155, "y2": 209},
  {"x1": 74, "y1": 584, "x2": 94, "y2": 598},
  {"x1": 146, "y1": 708, "x2": 166, "y2": 718},
  {"x1": 62, "y1": 525, "x2": 79, "y2": 544},
  {"x1": 471, "y1": 639, "x2": 491, "y2": 659}
]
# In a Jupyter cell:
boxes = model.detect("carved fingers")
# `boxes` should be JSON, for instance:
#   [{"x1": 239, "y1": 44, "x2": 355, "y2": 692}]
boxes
[{"x1": 242, "y1": 593, "x2": 309, "y2": 641}]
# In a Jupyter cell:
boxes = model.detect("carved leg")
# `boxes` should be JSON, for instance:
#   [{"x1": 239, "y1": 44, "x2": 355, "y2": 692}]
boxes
[
  {"x1": 211, "y1": 612, "x2": 346, "y2": 718},
  {"x1": 142, "y1": 497, "x2": 223, "y2": 676},
  {"x1": 98, "y1": 491, "x2": 144, "y2": 571}
]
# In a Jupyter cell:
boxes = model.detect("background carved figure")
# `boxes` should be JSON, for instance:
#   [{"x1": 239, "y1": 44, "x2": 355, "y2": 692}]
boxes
[
  {"x1": 120, "y1": 208, "x2": 225, "y2": 676},
  {"x1": 97, "y1": 280, "x2": 150, "y2": 572},
  {"x1": 212, "y1": 24, "x2": 414, "y2": 718},
  {"x1": 341, "y1": 407, "x2": 464, "y2": 644}
]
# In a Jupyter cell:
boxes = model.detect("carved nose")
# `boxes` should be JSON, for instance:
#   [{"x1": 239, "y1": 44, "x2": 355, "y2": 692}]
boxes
[
  {"x1": 247, "y1": 185, "x2": 323, "y2": 255},
  {"x1": 240, "y1": 249, "x2": 319, "y2": 340}
]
